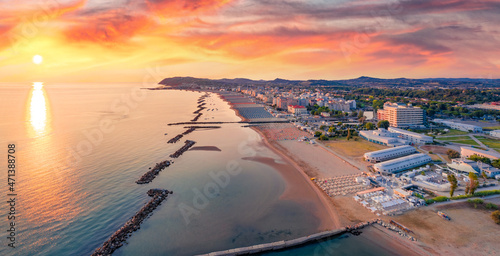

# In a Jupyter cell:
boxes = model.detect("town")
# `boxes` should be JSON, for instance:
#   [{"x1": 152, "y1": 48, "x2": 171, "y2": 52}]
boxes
[{"x1": 159, "y1": 77, "x2": 500, "y2": 225}]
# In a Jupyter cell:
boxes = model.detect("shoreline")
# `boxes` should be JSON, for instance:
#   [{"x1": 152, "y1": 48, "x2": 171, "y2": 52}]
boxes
[{"x1": 218, "y1": 91, "x2": 340, "y2": 230}]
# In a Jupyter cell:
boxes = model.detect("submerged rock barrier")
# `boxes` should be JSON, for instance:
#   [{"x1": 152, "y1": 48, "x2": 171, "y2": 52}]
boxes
[
  {"x1": 170, "y1": 140, "x2": 196, "y2": 158},
  {"x1": 91, "y1": 189, "x2": 173, "y2": 256},
  {"x1": 136, "y1": 160, "x2": 172, "y2": 184}
]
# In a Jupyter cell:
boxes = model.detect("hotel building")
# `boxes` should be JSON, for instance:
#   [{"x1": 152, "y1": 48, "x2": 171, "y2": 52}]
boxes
[{"x1": 377, "y1": 103, "x2": 424, "y2": 128}]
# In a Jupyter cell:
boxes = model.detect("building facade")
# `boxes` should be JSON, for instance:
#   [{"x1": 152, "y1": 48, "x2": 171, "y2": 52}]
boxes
[
  {"x1": 388, "y1": 127, "x2": 433, "y2": 144},
  {"x1": 379, "y1": 103, "x2": 424, "y2": 128},
  {"x1": 460, "y1": 146, "x2": 500, "y2": 160},
  {"x1": 364, "y1": 145, "x2": 417, "y2": 163},
  {"x1": 433, "y1": 119, "x2": 483, "y2": 133},
  {"x1": 373, "y1": 153, "x2": 432, "y2": 174}
]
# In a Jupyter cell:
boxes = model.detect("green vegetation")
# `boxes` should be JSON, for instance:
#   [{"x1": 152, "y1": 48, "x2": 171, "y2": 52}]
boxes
[
  {"x1": 486, "y1": 203, "x2": 499, "y2": 210},
  {"x1": 314, "y1": 131, "x2": 322, "y2": 137},
  {"x1": 468, "y1": 155, "x2": 491, "y2": 165},
  {"x1": 492, "y1": 210, "x2": 500, "y2": 224},
  {"x1": 437, "y1": 136, "x2": 480, "y2": 146},
  {"x1": 483, "y1": 126, "x2": 500, "y2": 131},
  {"x1": 425, "y1": 199, "x2": 435, "y2": 205},
  {"x1": 377, "y1": 120, "x2": 390, "y2": 129},
  {"x1": 352, "y1": 88, "x2": 500, "y2": 103},
  {"x1": 475, "y1": 136, "x2": 500, "y2": 150},
  {"x1": 473, "y1": 190, "x2": 500, "y2": 197},
  {"x1": 365, "y1": 122, "x2": 375, "y2": 130},
  {"x1": 414, "y1": 193, "x2": 425, "y2": 200},
  {"x1": 446, "y1": 149, "x2": 460, "y2": 159},
  {"x1": 466, "y1": 173, "x2": 480, "y2": 195},
  {"x1": 433, "y1": 196, "x2": 449, "y2": 202},
  {"x1": 467, "y1": 198, "x2": 484, "y2": 208},
  {"x1": 442, "y1": 129, "x2": 469, "y2": 136},
  {"x1": 447, "y1": 173, "x2": 458, "y2": 197},
  {"x1": 318, "y1": 134, "x2": 329, "y2": 141}
]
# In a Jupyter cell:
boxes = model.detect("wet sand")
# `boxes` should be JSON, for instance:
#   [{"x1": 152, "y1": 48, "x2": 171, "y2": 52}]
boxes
[{"x1": 248, "y1": 127, "x2": 342, "y2": 230}]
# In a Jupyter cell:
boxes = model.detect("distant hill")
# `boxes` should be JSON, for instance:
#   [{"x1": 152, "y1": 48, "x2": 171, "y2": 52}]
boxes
[{"x1": 158, "y1": 76, "x2": 500, "y2": 88}]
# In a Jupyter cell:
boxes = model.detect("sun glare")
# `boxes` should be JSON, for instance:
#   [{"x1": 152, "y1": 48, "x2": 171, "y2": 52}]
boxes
[{"x1": 33, "y1": 55, "x2": 43, "y2": 65}]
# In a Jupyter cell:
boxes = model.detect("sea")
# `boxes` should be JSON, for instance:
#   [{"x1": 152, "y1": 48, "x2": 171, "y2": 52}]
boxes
[{"x1": 0, "y1": 83, "x2": 404, "y2": 256}]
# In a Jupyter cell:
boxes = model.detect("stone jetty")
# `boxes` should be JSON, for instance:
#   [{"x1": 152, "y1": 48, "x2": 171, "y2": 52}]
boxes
[
  {"x1": 136, "y1": 160, "x2": 172, "y2": 184},
  {"x1": 191, "y1": 113, "x2": 203, "y2": 122},
  {"x1": 197, "y1": 220, "x2": 381, "y2": 256},
  {"x1": 168, "y1": 134, "x2": 184, "y2": 144},
  {"x1": 193, "y1": 107, "x2": 205, "y2": 114},
  {"x1": 167, "y1": 128, "x2": 197, "y2": 144},
  {"x1": 170, "y1": 140, "x2": 196, "y2": 158},
  {"x1": 91, "y1": 189, "x2": 173, "y2": 256}
]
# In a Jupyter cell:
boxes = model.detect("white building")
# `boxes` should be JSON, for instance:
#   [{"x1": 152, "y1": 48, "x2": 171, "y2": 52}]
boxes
[
  {"x1": 373, "y1": 153, "x2": 432, "y2": 174},
  {"x1": 490, "y1": 130, "x2": 500, "y2": 138},
  {"x1": 359, "y1": 129, "x2": 409, "y2": 147},
  {"x1": 461, "y1": 146, "x2": 500, "y2": 160},
  {"x1": 364, "y1": 145, "x2": 417, "y2": 163},
  {"x1": 433, "y1": 119, "x2": 482, "y2": 133},
  {"x1": 388, "y1": 127, "x2": 433, "y2": 144}
]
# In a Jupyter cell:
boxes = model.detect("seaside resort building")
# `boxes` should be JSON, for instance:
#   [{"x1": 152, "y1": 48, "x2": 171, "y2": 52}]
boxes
[
  {"x1": 388, "y1": 127, "x2": 433, "y2": 144},
  {"x1": 433, "y1": 119, "x2": 483, "y2": 133},
  {"x1": 360, "y1": 128, "x2": 433, "y2": 147},
  {"x1": 364, "y1": 145, "x2": 417, "y2": 163},
  {"x1": 447, "y1": 158, "x2": 500, "y2": 178},
  {"x1": 373, "y1": 154, "x2": 432, "y2": 174},
  {"x1": 461, "y1": 146, "x2": 500, "y2": 160},
  {"x1": 377, "y1": 103, "x2": 424, "y2": 128}
]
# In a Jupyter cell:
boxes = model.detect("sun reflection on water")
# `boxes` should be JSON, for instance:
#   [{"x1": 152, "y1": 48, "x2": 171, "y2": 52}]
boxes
[{"x1": 28, "y1": 82, "x2": 51, "y2": 137}]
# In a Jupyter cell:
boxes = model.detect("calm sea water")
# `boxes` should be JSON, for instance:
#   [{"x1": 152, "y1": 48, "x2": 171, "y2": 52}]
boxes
[
  {"x1": 0, "y1": 83, "x2": 321, "y2": 256},
  {"x1": 0, "y1": 83, "x2": 407, "y2": 256}
]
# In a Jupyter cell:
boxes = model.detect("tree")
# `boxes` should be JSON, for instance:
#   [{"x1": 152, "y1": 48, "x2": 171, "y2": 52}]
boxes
[
  {"x1": 314, "y1": 131, "x2": 322, "y2": 137},
  {"x1": 358, "y1": 110, "x2": 364, "y2": 119},
  {"x1": 447, "y1": 173, "x2": 458, "y2": 197},
  {"x1": 446, "y1": 149, "x2": 460, "y2": 159},
  {"x1": 319, "y1": 134, "x2": 328, "y2": 141},
  {"x1": 492, "y1": 159, "x2": 500, "y2": 169},
  {"x1": 328, "y1": 126, "x2": 335, "y2": 133},
  {"x1": 358, "y1": 116, "x2": 366, "y2": 124},
  {"x1": 347, "y1": 129, "x2": 352, "y2": 140},
  {"x1": 492, "y1": 210, "x2": 500, "y2": 224},
  {"x1": 377, "y1": 120, "x2": 390, "y2": 129},
  {"x1": 467, "y1": 172, "x2": 479, "y2": 195},
  {"x1": 365, "y1": 122, "x2": 375, "y2": 130},
  {"x1": 468, "y1": 155, "x2": 491, "y2": 165}
]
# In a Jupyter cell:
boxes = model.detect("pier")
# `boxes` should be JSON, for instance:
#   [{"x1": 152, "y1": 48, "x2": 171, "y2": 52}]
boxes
[
  {"x1": 196, "y1": 219, "x2": 417, "y2": 256},
  {"x1": 91, "y1": 189, "x2": 173, "y2": 256},
  {"x1": 170, "y1": 140, "x2": 196, "y2": 158},
  {"x1": 136, "y1": 160, "x2": 172, "y2": 184}
]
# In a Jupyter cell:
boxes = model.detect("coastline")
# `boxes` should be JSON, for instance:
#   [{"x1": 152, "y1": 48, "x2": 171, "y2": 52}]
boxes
[
  {"x1": 250, "y1": 126, "x2": 342, "y2": 230},
  {"x1": 216, "y1": 90, "x2": 340, "y2": 230}
]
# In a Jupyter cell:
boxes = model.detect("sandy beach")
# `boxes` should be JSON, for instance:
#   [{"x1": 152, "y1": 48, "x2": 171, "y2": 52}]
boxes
[{"x1": 248, "y1": 127, "x2": 342, "y2": 230}]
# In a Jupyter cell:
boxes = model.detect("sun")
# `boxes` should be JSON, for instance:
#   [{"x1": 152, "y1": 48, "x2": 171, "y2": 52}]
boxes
[{"x1": 33, "y1": 55, "x2": 43, "y2": 65}]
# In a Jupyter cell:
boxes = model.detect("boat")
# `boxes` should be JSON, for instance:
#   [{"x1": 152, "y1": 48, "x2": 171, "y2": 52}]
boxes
[{"x1": 438, "y1": 211, "x2": 451, "y2": 220}]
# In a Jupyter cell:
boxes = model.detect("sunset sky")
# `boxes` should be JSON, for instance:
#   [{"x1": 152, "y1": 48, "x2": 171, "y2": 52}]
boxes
[{"x1": 1, "y1": 0, "x2": 499, "y2": 82}]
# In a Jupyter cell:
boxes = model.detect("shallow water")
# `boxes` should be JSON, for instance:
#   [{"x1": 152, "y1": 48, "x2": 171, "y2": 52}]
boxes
[{"x1": 0, "y1": 83, "x2": 322, "y2": 256}]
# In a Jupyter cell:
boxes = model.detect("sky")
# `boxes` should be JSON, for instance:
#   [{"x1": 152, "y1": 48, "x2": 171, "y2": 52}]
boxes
[{"x1": 0, "y1": 0, "x2": 499, "y2": 82}]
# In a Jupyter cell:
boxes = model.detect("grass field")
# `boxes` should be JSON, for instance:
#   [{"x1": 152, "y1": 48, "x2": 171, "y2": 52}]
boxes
[
  {"x1": 483, "y1": 126, "x2": 500, "y2": 131},
  {"x1": 321, "y1": 137, "x2": 388, "y2": 158},
  {"x1": 436, "y1": 136, "x2": 480, "y2": 146},
  {"x1": 475, "y1": 136, "x2": 500, "y2": 150},
  {"x1": 442, "y1": 129, "x2": 469, "y2": 136}
]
